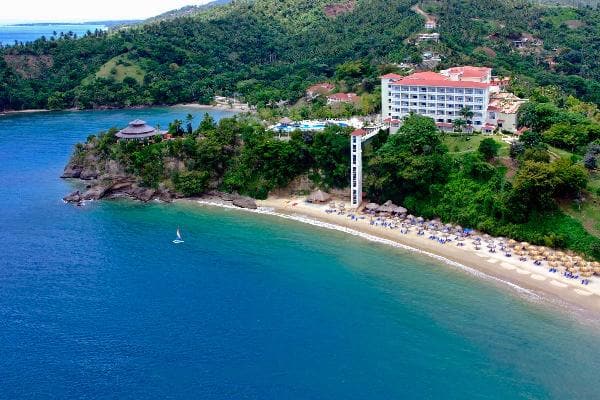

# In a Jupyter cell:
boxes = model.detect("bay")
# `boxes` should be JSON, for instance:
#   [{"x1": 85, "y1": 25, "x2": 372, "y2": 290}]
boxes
[{"x1": 1, "y1": 107, "x2": 599, "y2": 399}]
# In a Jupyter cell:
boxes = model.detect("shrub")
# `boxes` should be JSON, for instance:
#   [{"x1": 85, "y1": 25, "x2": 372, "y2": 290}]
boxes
[{"x1": 173, "y1": 171, "x2": 210, "y2": 197}]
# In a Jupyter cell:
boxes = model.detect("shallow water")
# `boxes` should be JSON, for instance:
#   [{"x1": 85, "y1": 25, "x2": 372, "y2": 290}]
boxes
[
  {"x1": 1, "y1": 108, "x2": 600, "y2": 399},
  {"x1": 0, "y1": 24, "x2": 107, "y2": 46}
]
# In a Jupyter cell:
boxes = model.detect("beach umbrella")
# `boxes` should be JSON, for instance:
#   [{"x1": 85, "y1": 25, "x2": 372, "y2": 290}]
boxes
[
  {"x1": 365, "y1": 203, "x2": 379, "y2": 211},
  {"x1": 416, "y1": 216, "x2": 425, "y2": 223},
  {"x1": 279, "y1": 117, "x2": 293, "y2": 125},
  {"x1": 508, "y1": 239, "x2": 517, "y2": 247},
  {"x1": 307, "y1": 190, "x2": 331, "y2": 203}
]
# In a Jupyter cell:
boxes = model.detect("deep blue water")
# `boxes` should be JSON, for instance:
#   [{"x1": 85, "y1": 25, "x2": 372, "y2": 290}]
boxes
[
  {"x1": 0, "y1": 24, "x2": 107, "y2": 46},
  {"x1": 1, "y1": 107, "x2": 600, "y2": 399}
]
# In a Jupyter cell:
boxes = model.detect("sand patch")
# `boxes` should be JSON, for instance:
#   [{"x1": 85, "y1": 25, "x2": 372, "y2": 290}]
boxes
[
  {"x1": 487, "y1": 258, "x2": 498, "y2": 264},
  {"x1": 550, "y1": 280, "x2": 568, "y2": 288},
  {"x1": 501, "y1": 262, "x2": 516, "y2": 270},
  {"x1": 530, "y1": 274, "x2": 546, "y2": 281},
  {"x1": 515, "y1": 268, "x2": 530, "y2": 275},
  {"x1": 574, "y1": 289, "x2": 593, "y2": 296}
]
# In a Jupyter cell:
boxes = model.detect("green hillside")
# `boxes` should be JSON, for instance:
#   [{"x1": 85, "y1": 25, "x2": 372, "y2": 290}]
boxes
[
  {"x1": 93, "y1": 55, "x2": 145, "y2": 85},
  {"x1": 1, "y1": 0, "x2": 600, "y2": 111}
]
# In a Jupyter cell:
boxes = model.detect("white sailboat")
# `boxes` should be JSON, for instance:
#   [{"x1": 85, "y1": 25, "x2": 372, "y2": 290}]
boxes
[{"x1": 172, "y1": 227, "x2": 184, "y2": 244}]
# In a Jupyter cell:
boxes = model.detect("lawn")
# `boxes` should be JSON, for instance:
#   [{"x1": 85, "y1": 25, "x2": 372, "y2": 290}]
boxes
[
  {"x1": 93, "y1": 55, "x2": 145, "y2": 85},
  {"x1": 443, "y1": 134, "x2": 510, "y2": 156},
  {"x1": 561, "y1": 194, "x2": 600, "y2": 238}
]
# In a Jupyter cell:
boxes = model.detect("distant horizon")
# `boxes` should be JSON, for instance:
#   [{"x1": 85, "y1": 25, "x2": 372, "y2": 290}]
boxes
[{"x1": 0, "y1": 0, "x2": 214, "y2": 24}]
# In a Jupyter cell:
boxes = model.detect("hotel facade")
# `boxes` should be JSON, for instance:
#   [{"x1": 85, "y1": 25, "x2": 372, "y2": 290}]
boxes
[{"x1": 381, "y1": 66, "x2": 499, "y2": 131}]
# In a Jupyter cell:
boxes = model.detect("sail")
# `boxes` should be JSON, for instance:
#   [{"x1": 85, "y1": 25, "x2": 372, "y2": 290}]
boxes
[{"x1": 176, "y1": 228, "x2": 182, "y2": 240}]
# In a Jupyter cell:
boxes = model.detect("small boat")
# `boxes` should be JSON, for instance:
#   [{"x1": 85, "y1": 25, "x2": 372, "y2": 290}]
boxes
[{"x1": 172, "y1": 228, "x2": 184, "y2": 244}]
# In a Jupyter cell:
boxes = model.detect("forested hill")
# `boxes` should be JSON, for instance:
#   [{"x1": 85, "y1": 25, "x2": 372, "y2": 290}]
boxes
[
  {"x1": 143, "y1": 0, "x2": 232, "y2": 24},
  {"x1": 1, "y1": 0, "x2": 600, "y2": 111}
]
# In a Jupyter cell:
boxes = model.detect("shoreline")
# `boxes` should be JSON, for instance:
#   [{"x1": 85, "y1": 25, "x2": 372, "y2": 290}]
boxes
[
  {"x1": 180, "y1": 196, "x2": 600, "y2": 320},
  {"x1": 0, "y1": 102, "x2": 248, "y2": 117}
]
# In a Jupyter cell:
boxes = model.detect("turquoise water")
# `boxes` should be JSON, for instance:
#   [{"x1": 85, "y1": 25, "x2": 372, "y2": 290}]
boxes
[
  {"x1": 1, "y1": 107, "x2": 600, "y2": 399},
  {"x1": 0, "y1": 24, "x2": 107, "y2": 46}
]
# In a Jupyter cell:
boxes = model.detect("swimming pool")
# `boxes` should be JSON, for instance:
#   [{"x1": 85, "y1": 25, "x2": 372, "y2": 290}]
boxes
[{"x1": 270, "y1": 121, "x2": 350, "y2": 133}]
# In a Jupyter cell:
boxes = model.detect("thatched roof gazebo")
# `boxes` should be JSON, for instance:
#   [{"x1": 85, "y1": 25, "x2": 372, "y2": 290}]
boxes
[
  {"x1": 280, "y1": 117, "x2": 293, "y2": 125},
  {"x1": 365, "y1": 203, "x2": 379, "y2": 211},
  {"x1": 307, "y1": 190, "x2": 331, "y2": 203},
  {"x1": 116, "y1": 119, "x2": 167, "y2": 141}
]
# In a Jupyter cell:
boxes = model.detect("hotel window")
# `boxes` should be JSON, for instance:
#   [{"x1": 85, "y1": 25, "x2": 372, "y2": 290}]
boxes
[
  {"x1": 465, "y1": 97, "x2": 473, "y2": 102},
  {"x1": 401, "y1": 94, "x2": 408, "y2": 99},
  {"x1": 475, "y1": 105, "x2": 482, "y2": 110},
  {"x1": 455, "y1": 89, "x2": 464, "y2": 94},
  {"x1": 437, "y1": 87, "x2": 446, "y2": 93},
  {"x1": 401, "y1": 86, "x2": 409, "y2": 91},
  {"x1": 437, "y1": 95, "x2": 445, "y2": 100},
  {"x1": 456, "y1": 96, "x2": 463, "y2": 102},
  {"x1": 420, "y1": 95, "x2": 427, "y2": 100},
  {"x1": 446, "y1": 88, "x2": 455, "y2": 93},
  {"x1": 437, "y1": 118, "x2": 444, "y2": 122},
  {"x1": 465, "y1": 89, "x2": 473, "y2": 94},
  {"x1": 447, "y1": 95, "x2": 454, "y2": 101},
  {"x1": 420, "y1": 102, "x2": 427, "y2": 107},
  {"x1": 475, "y1": 97, "x2": 483, "y2": 103},
  {"x1": 410, "y1": 86, "x2": 418, "y2": 92},
  {"x1": 411, "y1": 102, "x2": 417, "y2": 106},
  {"x1": 429, "y1": 96, "x2": 436, "y2": 100},
  {"x1": 412, "y1": 95, "x2": 418, "y2": 99},
  {"x1": 447, "y1": 111, "x2": 454, "y2": 116},
  {"x1": 475, "y1": 121, "x2": 482, "y2": 125},
  {"x1": 401, "y1": 108, "x2": 409, "y2": 113},
  {"x1": 420, "y1": 87, "x2": 427, "y2": 92},
  {"x1": 475, "y1": 89, "x2": 484, "y2": 94}
]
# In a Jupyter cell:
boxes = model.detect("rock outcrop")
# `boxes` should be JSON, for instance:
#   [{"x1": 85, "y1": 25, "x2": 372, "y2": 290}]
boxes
[{"x1": 232, "y1": 196, "x2": 257, "y2": 210}]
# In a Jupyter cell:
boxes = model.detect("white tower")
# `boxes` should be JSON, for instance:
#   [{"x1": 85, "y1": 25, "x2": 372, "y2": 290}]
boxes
[{"x1": 350, "y1": 129, "x2": 366, "y2": 208}]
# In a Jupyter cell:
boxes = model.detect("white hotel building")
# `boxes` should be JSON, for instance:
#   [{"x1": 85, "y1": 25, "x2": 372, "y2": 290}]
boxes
[{"x1": 381, "y1": 66, "x2": 495, "y2": 131}]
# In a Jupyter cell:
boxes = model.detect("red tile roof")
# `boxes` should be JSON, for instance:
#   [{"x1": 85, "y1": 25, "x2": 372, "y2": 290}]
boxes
[
  {"x1": 384, "y1": 71, "x2": 490, "y2": 89},
  {"x1": 444, "y1": 66, "x2": 491, "y2": 80},
  {"x1": 351, "y1": 129, "x2": 367, "y2": 136},
  {"x1": 327, "y1": 92, "x2": 360, "y2": 102},
  {"x1": 307, "y1": 82, "x2": 335, "y2": 93},
  {"x1": 381, "y1": 73, "x2": 403, "y2": 79}
]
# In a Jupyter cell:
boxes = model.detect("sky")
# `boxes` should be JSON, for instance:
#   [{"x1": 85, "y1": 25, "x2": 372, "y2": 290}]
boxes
[{"x1": 0, "y1": 0, "x2": 214, "y2": 24}]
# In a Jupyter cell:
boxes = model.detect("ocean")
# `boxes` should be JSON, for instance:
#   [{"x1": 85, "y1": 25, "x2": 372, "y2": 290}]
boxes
[
  {"x1": 1, "y1": 107, "x2": 600, "y2": 399},
  {"x1": 0, "y1": 24, "x2": 107, "y2": 46}
]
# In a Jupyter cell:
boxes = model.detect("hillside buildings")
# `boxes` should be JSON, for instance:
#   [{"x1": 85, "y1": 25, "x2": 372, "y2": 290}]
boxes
[
  {"x1": 327, "y1": 92, "x2": 360, "y2": 105},
  {"x1": 306, "y1": 82, "x2": 335, "y2": 100},
  {"x1": 381, "y1": 66, "x2": 525, "y2": 132}
]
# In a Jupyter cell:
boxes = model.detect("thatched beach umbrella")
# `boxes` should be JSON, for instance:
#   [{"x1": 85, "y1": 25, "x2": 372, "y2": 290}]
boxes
[
  {"x1": 365, "y1": 203, "x2": 379, "y2": 211},
  {"x1": 280, "y1": 117, "x2": 293, "y2": 125},
  {"x1": 307, "y1": 190, "x2": 331, "y2": 203},
  {"x1": 508, "y1": 239, "x2": 517, "y2": 247}
]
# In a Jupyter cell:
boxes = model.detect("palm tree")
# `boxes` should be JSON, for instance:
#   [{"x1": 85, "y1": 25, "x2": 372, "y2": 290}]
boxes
[
  {"x1": 458, "y1": 107, "x2": 474, "y2": 140},
  {"x1": 459, "y1": 107, "x2": 474, "y2": 124},
  {"x1": 453, "y1": 118, "x2": 467, "y2": 132}
]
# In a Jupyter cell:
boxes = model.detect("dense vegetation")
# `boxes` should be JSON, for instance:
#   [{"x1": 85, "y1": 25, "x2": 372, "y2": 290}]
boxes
[
  {"x1": 2, "y1": 0, "x2": 600, "y2": 111},
  {"x1": 76, "y1": 112, "x2": 600, "y2": 259}
]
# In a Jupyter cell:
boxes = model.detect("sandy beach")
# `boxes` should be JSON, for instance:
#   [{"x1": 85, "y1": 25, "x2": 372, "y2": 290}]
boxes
[
  {"x1": 174, "y1": 103, "x2": 255, "y2": 113},
  {"x1": 185, "y1": 195, "x2": 600, "y2": 318}
]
